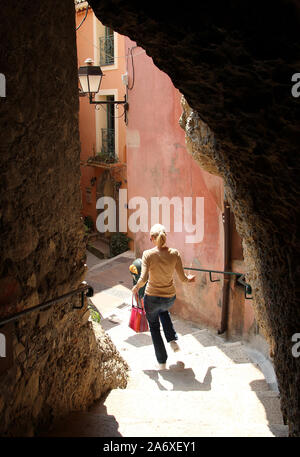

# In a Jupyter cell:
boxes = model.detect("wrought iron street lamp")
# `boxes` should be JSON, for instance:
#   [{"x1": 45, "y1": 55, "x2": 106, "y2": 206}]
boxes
[{"x1": 78, "y1": 58, "x2": 128, "y2": 122}]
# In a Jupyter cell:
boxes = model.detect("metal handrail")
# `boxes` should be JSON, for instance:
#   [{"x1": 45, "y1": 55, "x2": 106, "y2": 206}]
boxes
[
  {"x1": 0, "y1": 282, "x2": 94, "y2": 327},
  {"x1": 184, "y1": 267, "x2": 253, "y2": 299}
]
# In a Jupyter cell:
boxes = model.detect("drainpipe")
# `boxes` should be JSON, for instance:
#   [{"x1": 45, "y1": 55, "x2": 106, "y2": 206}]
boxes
[{"x1": 218, "y1": 200, "x2": 231, "y2": 334}]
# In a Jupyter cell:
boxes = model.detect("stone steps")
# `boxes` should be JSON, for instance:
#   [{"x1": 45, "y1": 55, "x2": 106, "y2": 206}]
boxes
[
  {"x1": 92, "y1": 388, "x2": 283, "y2": 423},
  {"x1": 44, "y1": 412, "x2": 288, "y2": 438},
  {"x1": 98, "y1": 315, "x2": 287, "y2": 436},
  {"x1": 44, "y1": 387, "x2": 287, "y2": 437},
  {"x1": 124, "y1": 363, "x2": 271, "y2": 392},
  {"x1": 42, "y1": 293, "x2": 289, "y2": 437}
]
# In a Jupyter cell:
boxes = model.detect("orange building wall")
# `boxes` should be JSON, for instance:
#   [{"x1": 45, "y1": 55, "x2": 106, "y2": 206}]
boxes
[
  {"x1": 76, "y1": 7, "x2": 127, "y2": 229},
  {"x1": 76, "y1": 7, "x2": 97, "y2": 224}
]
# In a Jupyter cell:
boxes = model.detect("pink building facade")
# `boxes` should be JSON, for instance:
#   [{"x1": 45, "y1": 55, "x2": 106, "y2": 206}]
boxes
[{"x1": 125, "y1": 37, "x2": 254, "y2": 338}]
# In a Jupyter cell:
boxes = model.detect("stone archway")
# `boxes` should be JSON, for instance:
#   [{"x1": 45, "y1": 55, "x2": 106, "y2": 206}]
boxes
[{"x1": 88, "y1": 0, "x2": 300, "y2": 435}]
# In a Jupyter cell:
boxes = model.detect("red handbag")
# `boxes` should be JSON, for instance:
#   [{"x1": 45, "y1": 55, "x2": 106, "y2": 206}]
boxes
[{"x1": 129, "y1": 293, "x2": 149, "y2": 332}]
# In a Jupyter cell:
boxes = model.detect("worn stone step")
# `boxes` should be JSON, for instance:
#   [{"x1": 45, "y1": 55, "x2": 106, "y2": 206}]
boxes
[
  {"x1": 106, "y1": 322, "x2": 251, "y2": 365},
  {"x1": 105, "y1": 322, "x2": 276, "y2": 394},
  {"x1": 209, "y1": 363, "x2": 270, "y2": 391},
  {"x1": 87, "y1": 243, "x2": 106, "y2": 260},
  {"x1": 125, "y1": 362, "x2": 271, "y2": 393},
  {"x1": 125, "y1": 365, "x2": 215, "y2": 391},
  {"x1": 86, "y1": 388, "x2": 284, "y2": 427},
  {"x1": 177, "y1": 333, "x2": 251, "y2": 363},
  {"x1": 104, "y1": 331, "x2": 270, "y2": 390},
  {"x1": 113, "y1": 339, "x2": 255, "y2": 373},
  {"x1": 183, "y1": 327, "x2": 227, "y2": 346},
  {"x1": 44, "y1": 412, "x2": 289, "y2": 437}
]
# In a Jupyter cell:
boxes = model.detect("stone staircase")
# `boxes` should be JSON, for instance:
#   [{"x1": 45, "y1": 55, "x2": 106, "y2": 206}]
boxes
[{"x1": 44, "y1": 298, "x2": 289, "y2": 437}]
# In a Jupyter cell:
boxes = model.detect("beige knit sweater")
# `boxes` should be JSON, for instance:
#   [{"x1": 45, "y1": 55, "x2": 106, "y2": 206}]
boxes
[{"x1": 136, "y1": 246, "x2": 189, "y2": 297}]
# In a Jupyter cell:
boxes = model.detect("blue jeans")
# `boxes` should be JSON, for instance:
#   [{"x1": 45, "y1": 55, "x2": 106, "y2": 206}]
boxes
[{"x1": 144, "y1": 294, "x2": 178, "y2": 364}]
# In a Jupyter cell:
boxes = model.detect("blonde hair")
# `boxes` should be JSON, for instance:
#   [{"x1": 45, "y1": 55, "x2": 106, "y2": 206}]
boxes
[{"x1": 150, "y1": 224, "x2": 167, "y2": 248}]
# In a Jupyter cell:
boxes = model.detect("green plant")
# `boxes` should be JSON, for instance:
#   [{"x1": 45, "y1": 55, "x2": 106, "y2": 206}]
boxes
[
  {"x1": 110, "y1": 232, "x2": 131, "y2": 257},
  {"x1": 88, "y1": 304, "x2": 101, "y2": 323}
]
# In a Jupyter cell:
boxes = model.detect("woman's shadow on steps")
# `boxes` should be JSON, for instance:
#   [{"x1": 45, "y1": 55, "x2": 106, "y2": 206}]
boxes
[{"x1": 143, "y1": 365, "x2": 215, "y2": 391}]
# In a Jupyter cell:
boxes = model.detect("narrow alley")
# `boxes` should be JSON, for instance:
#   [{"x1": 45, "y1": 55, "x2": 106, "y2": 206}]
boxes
[{"x1": 43, "y1": 251, "x2": 288, "y2": 438}]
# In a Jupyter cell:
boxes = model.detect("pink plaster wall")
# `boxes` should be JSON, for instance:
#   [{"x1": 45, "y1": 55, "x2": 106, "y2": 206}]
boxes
[{"x1": 125, "y1": 38, "x2": 225, "y2": 330}]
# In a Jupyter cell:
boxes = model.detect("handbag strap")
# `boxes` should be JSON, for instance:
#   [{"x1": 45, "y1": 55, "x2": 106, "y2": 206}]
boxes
[{"x1": 132, "y1": 292, "x2": 145, "y2": 310}]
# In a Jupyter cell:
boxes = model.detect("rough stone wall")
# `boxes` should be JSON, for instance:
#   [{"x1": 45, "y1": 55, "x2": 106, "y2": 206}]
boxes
[
  {"x1": 0, "y1": 301, "x2": 128, "y2": 436},
  {"x1": 89, "y1": 0, "x2": 300, "y2": 435},
  {"x1": 0, "y1": 0, "x2": 128, "y2": 435},
  {"x1": 0, "y1": 0, "x2": 299, "y2": 438},
  {"x1": 179, "y1": 97, "x2": 220, "y2": 177}
]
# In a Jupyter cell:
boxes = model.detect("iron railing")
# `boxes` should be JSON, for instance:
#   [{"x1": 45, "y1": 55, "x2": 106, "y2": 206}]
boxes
[
  {"x1": 0, "y1": 282, "x2": 94, "y2": 328},
  {"x1": 184, "y1": 267, "x2": 253, "y2": 299},
  {"x1": 99, "y1": 35, "x2": 114, "y2": 66}
]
